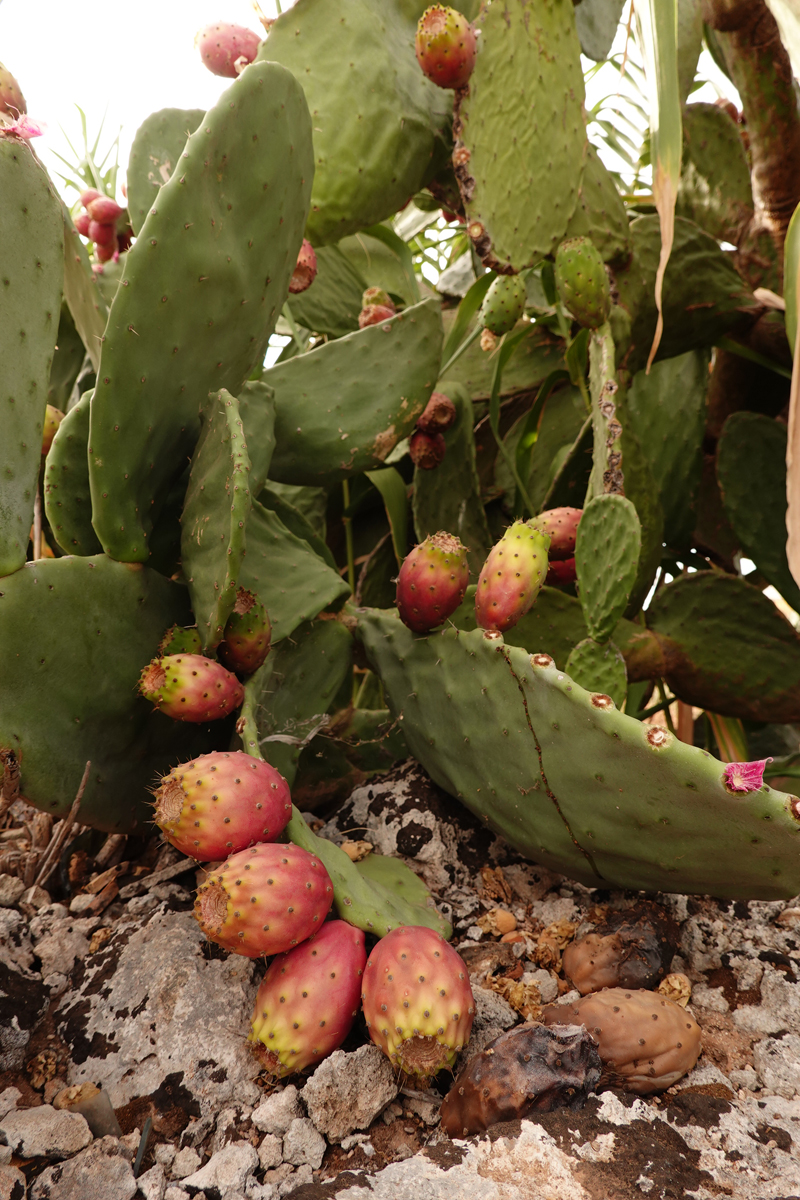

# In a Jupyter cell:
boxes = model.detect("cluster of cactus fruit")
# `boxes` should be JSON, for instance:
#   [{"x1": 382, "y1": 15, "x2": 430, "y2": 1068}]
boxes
[{"x1": 4, "y1": 0, "x2": 800, "y2": 1120}]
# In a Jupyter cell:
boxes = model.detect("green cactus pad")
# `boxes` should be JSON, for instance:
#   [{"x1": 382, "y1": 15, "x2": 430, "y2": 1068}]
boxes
[
  {"x1": 453, "y1": 0, "x2": 586, "y2": 270},
  {"x1": 61, "y1": 205, "x2": 108, "y2": 372},
  {"x1": 676, "y1": 102, "x2": 753, "y2": 246},
  {"x1": 646, "y1": 572, "x2": 800, "y2": 723},
  {"x1": 542, "y1": 416, "x2": 593, "y2": 512},
  {"x1": 527, "y1": 386, "x2": 586, "y2": 513},
  {"x1": 565, "y1": 637, "x2": 627, "y2": 709},
  {"x1": 258, "y1": 0, "x2": 450, "y2": 245},
  {"x1": 259, "y1": 485, "x2": 337, "y2": 572},
  {"x1": 574, "y1": 0, "x2": 626, "y2": 61},
  {"x1": 239, "y1": 499, "x2": 350, "y2": 643},
  {"x1": 561, "y1": 144, "x2": 630, "y2": 265},
  {"x1": 0, "y1": 556, "x2": 211, "y2": 832},
  {"x1": 440, "y1": 311, "x2": 566, "y2": 401},
  {"x1": 555, "y1": 237, "x2": 611, "y2": 330},
  {"x1": 88, "y1": 62, "x2": 313, "y2": 562},
  {"x1": 48, "y1": 304, "x2": 86, "y2": 411},
  {"x1": 716, "y1": 413, "x2": 800, "y2": 612},
  {"x1": 236, "y1": 381, "x2": 276, "y2": 497},
  {"x1": 355, "y1": 609, "x2": 800, "y2": 899},
  {"x1": 43, "y1": 390, "x2": 102, "y2": 556},
  {"x1": 479, "y1": 276, "x2": 527, "y2": 336},
  {"x1": 126, "y1": 107, "x2": 205, "y2": 236},
  {"x1": 575, "y1": 494, "x2": 641, "y2": 643},
  {"x1": 0, "y1": 140, "x2": 64, "y2": 576},
  {"x1": 267, "y1": 297, "x2": 442, "y2": 487},
  {"x1": 616, "y1": 417, "x2": 665, "y2": 615},
  {"x1": 181, "y1": 390, "x2": 252, "y2": 651},
  {"x1": 287, "y1": 244, "x2": 366, "y2": 338},
  {"x1": 412, "y1": 382, "x2": 491, "y2": 574}
]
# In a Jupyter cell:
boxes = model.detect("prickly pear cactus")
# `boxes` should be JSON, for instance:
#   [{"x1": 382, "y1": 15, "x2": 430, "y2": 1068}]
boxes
[
  {"x1": 575, "y1": 495, "x2": 641, "y2": 643},
  {"x1": 126, "y1": 107, "x2": 205, "y2": 235},
  {"x1": 43, "y1": 391, "x2": 102, "y2": 556}
]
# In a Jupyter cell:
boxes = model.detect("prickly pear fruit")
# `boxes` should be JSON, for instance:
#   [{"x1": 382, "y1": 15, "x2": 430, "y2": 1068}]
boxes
[
  {"x1": 217, "y1": 588, "x2": 272, "y2": 676},
  {"x1": 396, "y1": 532, "x2": 469, "y2": 634},
  {"x1": 554, "y1": 236, "x2": 611, "y2": 330},
  {"x1": 475, "y1": 521, "x2": 550, "y2": 633},
  {"x1": 358, "y1": 304, "x2": 396, "y2": 329},
  {"x1": 361, "y1": 925, "x2": 475, "y2": 1082},
  {"x1": 89, "y1": 220, "x2": 116, "y2": 247},
  {"x1": 158, "y1": 625, "x2": 202, "y2": 657},
  {"x1": 415, "y1": 6, "x2": 477, "y2": 90},
  {"x1": 362, "y1": 287, "x2": 394, "y2": 311},
  {"x1": 441, "y1": 1023, "x2": 601, "y2": 1137},
  {"x1": 561, "y1": 902, "x2": 678, "y2": 996},
  {"x1": 194, "y1": 842, "x2": 334, "y2": 957},
  {"x1": 409, "y1": 429, "x2": 446, "y2": 470},
  {"x1": 74, "y1": 212, "x2": 91, "y2": 238},
  {"x1": 249, "y1": 920, "x2": 367, "y2": 1078},
  {"x1": 41, "y1": 406, "x2": 64, "y2": 457},
  {"x1": 94, "y1": 242, "x2": 117, "y2": 264},
  {"x1": 79, "y1": 188, "x2": 103, "y2": 209},
  {"x1": 545, "y1": 557, "x2": 577, "y2": 586},
  {"x1": 479, "y1": 275, "x2": 527, "y2": 335},
  {"x1": 153, "y1": 750, "x2": 292, "y2": 861},
  {"x1": 0, "y1": 62, "x2": 26, "y2": 117},
  {"x1": 542, "y1": 988, "x2": 702, "y2": 1094},
  {"x1": 195, "y1": 23, "x2": 260, "y2": 77},
  {"x1": 139, "y1": 654, "x2": 244, "y2": 722},
  {"x1": 416, "y1": 391, "x2": 456, "y2": 436},
  {"x1": 289, "y1": 239, "x2": 317, "y2": 295},
  {"x1": 86, "y1": 196, "x2": 124, "y2": 224},
  {"x1": 531, "y1": 507, "x2": 582, "y2": 560}
]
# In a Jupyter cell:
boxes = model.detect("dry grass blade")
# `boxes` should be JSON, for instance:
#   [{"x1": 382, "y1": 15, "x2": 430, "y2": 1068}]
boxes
[{"x1": 33, "y1": 760, "x2": 91, "y2": 888}]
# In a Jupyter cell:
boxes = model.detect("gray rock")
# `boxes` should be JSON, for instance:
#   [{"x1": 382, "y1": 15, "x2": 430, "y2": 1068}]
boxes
[
  {"x1": 753, "y1": 1033, "x2": 800, "y2": 1099},
  {"x1": 0, "y1": 1164, "x2": 25, "y2": 1200},
  {"x1": 257, "y1": 1133, "x2": 282, "y2": 1171},
  {"x1": 278, "y1": 1165, "x2": 312, "y2": 1195},
  {"x1": 30, "y1": 1135, "x2": 136, "y2": 1199},
  {"x1": 163, "y1": 1189, "x2": 190, "y2": 1200},
  {"x1": 0, "y1": 1090, "x2": 20, "y2": 1121},
  {"x1": 471, "y1": 986, "x2": 519, "y2": 1032},
  {"x1": 521, "y1": 968, "x2": 558, "y2": 1004},
  {"x1": 170, "y1": 1147, "x2": 202, "y2": 1179},
  {"x1": 0, "y1": 958, "x2": 48, "y2": 1070},
  {"x1": 301, "y1": 1045, "x2": 398, "y2": 1143},
  {"x1": 250, "y1": 1087, "x2": 302, "y2": 1136},
  {"x1": 181, "y1": 1142, "x2": 259, "y2": 1194},
  {"x1": 0, "y1": 1104, "x2": 92, "y2": 1160},
  {"x1": 282, "y1": 1118, "x2": 325, "y2": 1169},
  {"x1": 0, "y1": 908, "x2": 35, "y2": 973},
  {"x1": 155, "y1": 1144, "x2": 177, "y2": 1168},
  {"x1": 0, "y1": 874, "x2": 25, "y2": 910},
  {"x1": 137, "y1": 1162, "x2": 167, "y2": 1200},
  {"x1": 32, "y1": 916, "x2": 99, "y2": 979}
]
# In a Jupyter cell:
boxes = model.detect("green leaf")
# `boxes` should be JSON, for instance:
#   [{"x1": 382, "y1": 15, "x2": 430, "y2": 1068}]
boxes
[{"x1": 365, "y1": 468, "x2": 408, "y2": 569}]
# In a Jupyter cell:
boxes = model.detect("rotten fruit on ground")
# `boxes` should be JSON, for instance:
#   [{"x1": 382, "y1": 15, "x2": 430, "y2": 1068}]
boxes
[
  {"x1": 396, "y1": 532, "x2": 469, "y2": 634},
  {"x1": 138, "y1": 653, "x2": 244, "y2": 722},
  {"x1": 561, "y1": 901, "x2": 679, "y2": 995}
]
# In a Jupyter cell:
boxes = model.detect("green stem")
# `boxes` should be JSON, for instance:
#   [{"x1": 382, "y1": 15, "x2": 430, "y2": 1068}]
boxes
[{"x1": 439, "y1": 323, "x2": 482, "y2": 376}]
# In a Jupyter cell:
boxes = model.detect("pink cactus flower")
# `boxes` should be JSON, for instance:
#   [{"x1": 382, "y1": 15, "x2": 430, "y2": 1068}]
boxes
[
  {"x1": 724, "y1": 758, "x2": 772, "y2": 793},
  {"x1": 0, "y1": 115, "x2": 45, "y2": 139}
]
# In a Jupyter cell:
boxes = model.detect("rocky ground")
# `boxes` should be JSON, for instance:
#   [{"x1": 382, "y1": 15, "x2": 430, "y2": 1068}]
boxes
[{"x1": 1, "y1": 759, "x2": 800, "y2": 1200}]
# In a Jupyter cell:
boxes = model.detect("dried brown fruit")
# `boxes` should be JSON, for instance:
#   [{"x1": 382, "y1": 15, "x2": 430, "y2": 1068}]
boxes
[{"x1": 561, "y1": 901, "x2": 678, "y2": 995}]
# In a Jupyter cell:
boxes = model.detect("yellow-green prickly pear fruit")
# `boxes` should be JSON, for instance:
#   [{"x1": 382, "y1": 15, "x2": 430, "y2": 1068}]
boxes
[
  {"x1": 479, "y1": 274, "x2": 526, "y2": 335},
  {"x1": 554, "y1": 236, "x2": 611, "y2": 329}
]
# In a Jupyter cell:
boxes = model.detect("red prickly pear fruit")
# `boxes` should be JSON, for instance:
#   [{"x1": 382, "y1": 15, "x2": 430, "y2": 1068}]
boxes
[
  {"x1": 362, "y1": 926, "x2": 475, "y2": 1082},
  {"x1": 79, "y1": 188, "x2": 103, "y2": 209},
  {"x1": 545, "y1": 556, "x2": 577, "y2": 587},
  {"x1": 195, "y1": 23, "x2": 260, "y2": 78},
  {"x1": 153, "y1": 750, "x2": 292, "y2": 861},
  {"x1": 409, "y1": 429, "x2": 446, "y2": 470},
  {"x1": 415, "y1": 6, "x2": 477, "y2": 90},
  {"x1": 94, "y1": 242, "x2": 117, "y2": 264},
  {"x1": 416, "y1": 391, "x2": 456, "y2": 436},
  {"x1": 89, "y1": 220, "x2": 116, "y2": 247},
  {"x1": 475, "y1": 520, "x2": 550, "y2": 633},
  {"x1": 41, "y1": 405, "x2": 64, "y2": 457},
  {"x1": 158, "y1": 624, "x2": 202, "y2": 657},
  {"x1": 288, "y1": 238, "x2": 317, "y2": 294},
  {"x1": 217, "y1": 588, "x2": 272, "y2": 676},
  {"x1": 139, "y1": 653, "x2": 244, "y2": 722},
  {"x1": 249, "y1": 920, "x2": 367, "y2": 1078},
  {"x1": 358, "y1": 303, "x2": 396, "y2": 329},
  {"x1": 0, "y1": 62, "x2": 26, "y2": 117},
  {"x1": 362, "y1": 287, "x2": 395, "y2": 311},
  {"x1": 86, "y1": 196, "x2": 124, "y2": 223},
  {"x1": 74, "y1": 212, "x2": 91, "y2": 237},
  {"x1": 532, "y1": 507, "x2": 582, "y2": 560},
  {"x1": 194, "y1": 842, "x2": 334, "y2": 958},
  {"x1": 396, "y1": 532, "x2": 468, "y2": 633}
]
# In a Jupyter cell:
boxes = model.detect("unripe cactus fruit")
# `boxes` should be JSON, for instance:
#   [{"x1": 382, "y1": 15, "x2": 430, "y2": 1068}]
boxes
[
  {"x1": 158, "y1": 625, "x2": 202, "y2": 657},
  {"x1": 475, "y1": 521, "x2": 550, "y2": 632},
  {"x1": 249, "y1": 920, "x2": 367, "y2": 1078},
  {"x1": 195, "y1": 23, "x2": 261, "y2": 78},
  {"x1": 289, "y1": 239, "x2": 318, "y2": 294},
  {"x1": 41, "y1": 405, "x2": 64, "y2": 457},
  {"x1": 396, "y1": 532, "x2": 469, "y2": 634},
  {"x1": 409, "y1": 429, "x2": 446, "y2": 470},
  {"x1": 358, "y1": 303, "x2": 396, "y2": 329},
  {"x1": 416, "y1": 391, "x2": 456, "y2": 436},
  {"x1": 415, "y1": 6, "x2": 477, "y2": 90},
  {"x1": 361, "y1": 287, "x2": 395, "y2": 311},
  {"x1": 139, "y1": 653, "x2": 244, "y2": 722},
  {"x1": 86, "y1": 196, "x2": 124, "y2": 224},
  {"x1": 217, "y1": 588, "x2": 272, "y2": 676},
  {"x1": 554, "y1": 236, "x2": 611, "y2": 329},
  {"x1": 362, "y1": 925, "x2": 475, "y2": 1082},
  {"x1": 542, "y1": 987, "x2": 702, "y2": 1094},
  {"x1": 153, "y1": 750, "x2": 292, "y2": 861},
  {"x1": 531, "y1": 507, "x2": 582, "y2": 560},
  {"x1": 194, "y1": 842, "x2": 334, "y2": 957},
  {"x1": 0, "y1": 62, "x2": 26, "y2": 116},
  {"x1": 479, "y1": 275, "x2": 527, "y2": 335}
]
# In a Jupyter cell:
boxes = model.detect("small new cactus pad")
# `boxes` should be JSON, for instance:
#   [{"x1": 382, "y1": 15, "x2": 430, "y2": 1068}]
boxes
[
  {"x1": 153, "y1": 751, "x2": 291, "y2": 861},
  {"x1": 0, "y1": 62, "x2": 26, "y2": 115},
  {"x1": 195, "y1": 23, "x2": 261, "y2": 77},
  {"x1": 542, "y1": 988, "x2": 702, "y2": 1094},
  {"x1": 441, "y1": 1023, "x2": 601, "y2": 1137},
  {"x1": 554, "y1": 236, "x2": 611, "y2": 329},
  {"x1": 475, "y1": 521, "x2": 550, "y2": 633},
  {"x1": 289, "y1": 239, "x2": 318, "y2": 294},
  {"x1": 362, "y1": 287, "x2": 394, "y2": 311},
  {"x1": 361, "y1": 925, "x2": 475, "y2": 1082},
  {"x1": 575, "y1": 495, "x2": 641, "y2": 644},
  {"x1": 415, "y1": 6, "x2": 477, "y2": 90},
  {"x1": 396, "y1": 532, "x2": 469, "y2": 634},
  {"x1": 479, "y1": 275, "x2": 527, "y2": 335},
  {"x1": 564, "y1": 638, "x2": 627, "y2": 710},
  {"x1": 249, "y1": 920, "x2": 367, "y2": 1078},
  {"x1": 530, "y1": 508, "x2": 582, "y2": 560},
  {"x1": 409, "y1": 430, "x2": 446, "y2": 470},
  {"x1": 139, "y1": 654, "x2": 244, "y2": 723},
  {"x1": 126, "y1": 108, "x2": 206, "y2": 236},
  {"x1": 217, "y1": 589, "x2": 272, "y2": 676},
  {"x1": 194, "y1": 842, "x2": 334, "y2": 957}
]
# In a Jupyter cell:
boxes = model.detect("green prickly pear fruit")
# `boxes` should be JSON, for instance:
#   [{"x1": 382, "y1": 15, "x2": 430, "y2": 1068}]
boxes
[
  {"x1": 554, "y1": 236, "x2": 611, "y2": 329},
  {"x1": 531, "y1": 507, "x2": 582, "y2": 560},
  {"x1": 194, "y1": 22, "x2": 260, "y2": 77},
  {"x1": 158, "y1": 625, "x2": 203, "y2": 656},
  {"x1": 0, "y1": 62, "x2": 26, "y2": 117},
  {"x1": 475, "y1": 521, "x2": 550, "y2": 632},
  {"x1": 416, "y1": 391, "x2": 456, "y2": 435},
  {"x1": 361, "y1": 925, "x2": 475, "y2": 1082},
  {"x1": 41, "y1": 406, "x2": 64, "y2": 457},
  {"x1": 479, "y1": 275, "x2": 527, "y2": 335},
  {"x1": 409, "y1": 429, "x2": 446, "y2": 469},
  {"x1": 362, "y1": 287, "x2": 395, "y2": 311},
  {"x1": 415, "y1": 6, "x2": 477, "y2": 91},
  {"x1": 138, "y1": 653, "x2": 244, "y2": 722},
  {"x1": 289, "y1": 239, "x2": 317, "y2": 294},
  {"x1": 396, "y1": 532, "x2": 469, "y2": 634},
  {"x1": 217, "y1": 588, "x2": 272, "y2": 676}
]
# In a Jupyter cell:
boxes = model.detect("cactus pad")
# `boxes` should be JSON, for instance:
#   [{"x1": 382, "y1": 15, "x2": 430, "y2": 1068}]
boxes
[
  {"x1": 43, "y1": 390, "x2": 102, "y2": 556},
  {"x1": 565, "y1": 637, "x2": 627, "y2": 709},
  {"x1": 575, "y1": 495, "x2": 641, "y2": 643},
  {"x1": 676, "y1": 102, "x2": 753, "y2": 246},
  {"x1": 126, "y1": 107, "x2": 205, "y2": 236}
]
